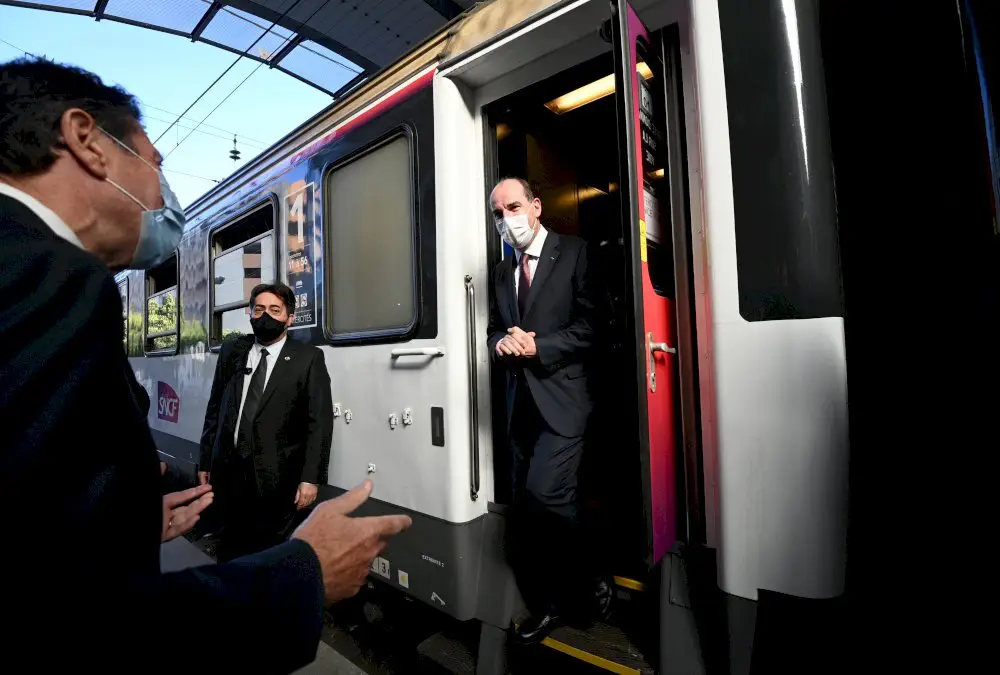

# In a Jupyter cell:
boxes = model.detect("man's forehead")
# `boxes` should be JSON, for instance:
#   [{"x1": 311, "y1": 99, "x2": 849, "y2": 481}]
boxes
[
  {"x1": 255, "y1": 292, "x2": 283, "y2": 306},
  {"x1": 492, "y1": 180, "x2": 528, "y2": 205}
]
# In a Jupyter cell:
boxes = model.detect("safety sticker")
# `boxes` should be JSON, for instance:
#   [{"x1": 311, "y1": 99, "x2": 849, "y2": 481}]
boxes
[
  {"x1": 398, "y1": 570, "x2": 409, "y2": 589},
  {"x1": 370, "y1": 556, "x2": 390, "y2": 579}
]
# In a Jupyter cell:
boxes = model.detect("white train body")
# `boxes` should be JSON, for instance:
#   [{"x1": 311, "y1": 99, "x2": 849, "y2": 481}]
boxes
[{"x1": 119, "y1": 0, "x2": 850, "y2": 654}]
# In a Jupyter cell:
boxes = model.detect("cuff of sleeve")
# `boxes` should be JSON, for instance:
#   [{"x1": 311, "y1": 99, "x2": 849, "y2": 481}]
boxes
[{"x1": 534, "y1": 336, "x2": 559, "y2": 369}]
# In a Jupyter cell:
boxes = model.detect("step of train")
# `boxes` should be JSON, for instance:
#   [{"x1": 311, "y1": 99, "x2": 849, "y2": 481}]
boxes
[
  {"x1": 415, "y1": 575, "x2": 655, "y2": 674},
  {"x1": 528, "y1": 619, "x2": 656, "y2": 675},
  {"x1": 522, "y1": 575, "x2": 655, "y2": 674}
]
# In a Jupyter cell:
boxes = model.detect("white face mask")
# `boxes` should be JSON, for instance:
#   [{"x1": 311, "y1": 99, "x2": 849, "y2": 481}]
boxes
[{"x1": 496, "y1": 213, "x2": 535, "y2": 250}]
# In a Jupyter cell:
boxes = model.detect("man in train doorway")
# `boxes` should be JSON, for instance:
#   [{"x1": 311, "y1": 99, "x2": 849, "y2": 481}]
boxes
[
  {"x1": 199, "y1": 282, "x2": 334, "y2": 561},
  {"x1": 487, "y1": 177, "x2": 601, "y2": 643}
]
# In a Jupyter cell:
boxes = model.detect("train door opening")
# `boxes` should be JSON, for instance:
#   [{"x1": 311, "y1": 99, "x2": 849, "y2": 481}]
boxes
[
  {"x1": 485, "y1": 50, "x2": 641, "y2": 574},
  {"x1": 482, "y1": 10, "x2": 694, "y2": 579}
]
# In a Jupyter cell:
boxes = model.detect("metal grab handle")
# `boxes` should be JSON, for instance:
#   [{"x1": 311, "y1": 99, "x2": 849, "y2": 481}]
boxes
[
  {"x1": 465, "y1": 275, "x2": 480, "y2": 501},
  {"x1": 390, "y1": 347, "x2": 445, "y2": 358}
]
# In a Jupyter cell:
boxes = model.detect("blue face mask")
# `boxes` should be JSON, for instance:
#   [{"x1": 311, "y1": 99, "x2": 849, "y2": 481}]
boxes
[{"x1": 101, "y1": 130, "x2": 185, "y2": 270}]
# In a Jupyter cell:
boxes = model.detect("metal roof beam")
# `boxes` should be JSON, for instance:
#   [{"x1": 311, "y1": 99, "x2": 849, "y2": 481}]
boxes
[
  {"x1": 191, "y1": 1, "x2": 223, "y2": 42},
  {"x1": 225, "y1": 0, "x2": 381, "y2": 73},
  {"x1": 328, "y1": 71, "x2": 367, "y2": 100},
  {"x1": 267, "y1": 33, "x2": 304, "y2": 67},
  {"x1": 421, "y1": 0, "x2": 464, "y2": 20}
]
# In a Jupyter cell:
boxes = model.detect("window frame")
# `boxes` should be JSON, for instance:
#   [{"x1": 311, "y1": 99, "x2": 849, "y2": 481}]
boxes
[
  {"x1": 118, "y1": 277, "x2": 130, "y2": 356},
  {"x1": 143, "y1": 253, "x2": 180, "y2": 357},
  {"x1": 207, "y1": 195, "x2": 279, "y2": 352},
  {"x1": 320, "y1": 127, "x2": 421, "y2": 344}
]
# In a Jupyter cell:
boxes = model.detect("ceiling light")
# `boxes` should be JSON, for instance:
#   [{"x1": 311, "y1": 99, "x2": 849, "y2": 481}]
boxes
[{"x1": 544, "y1": 62, "x2": 654, "y2": 115}]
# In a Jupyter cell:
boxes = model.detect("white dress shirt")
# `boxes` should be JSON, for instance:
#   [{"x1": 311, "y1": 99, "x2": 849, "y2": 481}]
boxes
[
  {"x1": 513, "y1": 224, "x2": 549, "y2": 296},
  {"x1": 0, "y1": 182, "x2": 84, "y2": 249},
  {"x1": 234, "y1": 335, "x2": 287, "y2": 441}
]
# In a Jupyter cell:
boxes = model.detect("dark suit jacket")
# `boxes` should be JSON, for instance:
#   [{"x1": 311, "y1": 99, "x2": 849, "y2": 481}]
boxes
[
  {"x1": 0, "y1": 194, "x2": 324, "y2": 672},
  {"x1": 199, "y1": 334, "x2": 333, "y2": 497},
  {"x1": 487, "y1": 231, "x2": 597, "y2": 438}
]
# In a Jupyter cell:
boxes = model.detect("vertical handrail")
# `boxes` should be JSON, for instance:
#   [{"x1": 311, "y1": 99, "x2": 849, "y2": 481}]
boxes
[{"x1": 465, "y1": 275, "x2": 480, "y2": 501}]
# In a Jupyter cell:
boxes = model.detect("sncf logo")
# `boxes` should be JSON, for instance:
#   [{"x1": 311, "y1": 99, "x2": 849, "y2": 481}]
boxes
[{"x1": 157, "y1": 381, "x2": 180, "y2": 423}]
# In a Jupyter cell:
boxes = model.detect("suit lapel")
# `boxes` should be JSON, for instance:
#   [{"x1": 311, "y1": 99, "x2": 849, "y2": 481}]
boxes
[
  {"x1": 255, "y1": 339, "x2": 298, "y2": 417},
  {"x1": 523, "y1": 232, "x2": 560, "y2": 319}
]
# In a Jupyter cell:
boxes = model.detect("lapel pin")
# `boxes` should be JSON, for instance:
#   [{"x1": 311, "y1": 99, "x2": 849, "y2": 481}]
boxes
[{"x1": 284, "y1": 356, "x2": 291, "y2": 361}]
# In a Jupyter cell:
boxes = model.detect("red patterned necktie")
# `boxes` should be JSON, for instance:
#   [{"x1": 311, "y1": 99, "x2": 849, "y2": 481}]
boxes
[{"x1": 517, "y1": 253, "x2": 531, "y2": 317}]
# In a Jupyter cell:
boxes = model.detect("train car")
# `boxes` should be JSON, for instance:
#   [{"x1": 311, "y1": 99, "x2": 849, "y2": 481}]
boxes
[{"x1": 118, "y1": 0, "x2": 851, "y2": 671}]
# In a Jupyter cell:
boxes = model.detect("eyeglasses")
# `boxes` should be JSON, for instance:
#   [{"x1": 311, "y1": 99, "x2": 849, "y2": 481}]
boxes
[{"x1": 251, "y1": 305, "x2": 284, "y2": 319}]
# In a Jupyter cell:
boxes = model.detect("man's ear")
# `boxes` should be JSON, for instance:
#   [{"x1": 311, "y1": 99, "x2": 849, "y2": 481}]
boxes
[
  {"x1": 59, "y1": 108, "x2": 110, "y2": 180},
  {"x1": 533, "y1": 197, "x2": 543, "y2": 220},
  {"x1": 287, "y1": 314, "x2": 295, "y2": 328}
]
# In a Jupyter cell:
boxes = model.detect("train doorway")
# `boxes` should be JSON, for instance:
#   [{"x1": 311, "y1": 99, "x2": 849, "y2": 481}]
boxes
[{"x1": 482, "y1": 28, "x2": 685, "y2": 577}]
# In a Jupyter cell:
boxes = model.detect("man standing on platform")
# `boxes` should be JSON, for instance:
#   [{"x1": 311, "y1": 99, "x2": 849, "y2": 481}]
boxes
[
  {"x1": 199, "y1": 282, "x2": 334, "y2": 560},
  {"x1": 486, "y1": 177, "x2": 601, "y2": 643}
]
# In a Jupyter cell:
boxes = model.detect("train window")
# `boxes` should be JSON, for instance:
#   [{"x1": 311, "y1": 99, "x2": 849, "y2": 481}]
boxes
[
  {"x1": 209, "y1": 201, "x2": 276, "y2": 348},
  {"x1": 145, "y1": 254, "x2": 179, "y2": 355},
  {"x1": 118, "y1": 280, "x2": 128, "y2": 354},
  {"x1": 324, "y1": 135, "x2": 416, "y2": 338}
]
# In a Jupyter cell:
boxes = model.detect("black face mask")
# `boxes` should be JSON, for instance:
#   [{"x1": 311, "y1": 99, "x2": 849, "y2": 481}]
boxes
[{"x1": 250, "y1": 313, "x2": 287, "y2": 343}]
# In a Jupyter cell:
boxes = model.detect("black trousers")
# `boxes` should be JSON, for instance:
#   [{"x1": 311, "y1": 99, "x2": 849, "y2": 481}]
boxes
[
  {"x1": 507, "y1": 378, "x2": 590, "y2": 617},
  {"x1": 214, "y1": 455, "x2": 297, "y2": 562}
]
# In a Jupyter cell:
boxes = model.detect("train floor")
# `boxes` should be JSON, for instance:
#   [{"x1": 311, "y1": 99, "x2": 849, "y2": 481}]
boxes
[{"x1": 163, "y1": 535, "x2": 643, "y2": 674}]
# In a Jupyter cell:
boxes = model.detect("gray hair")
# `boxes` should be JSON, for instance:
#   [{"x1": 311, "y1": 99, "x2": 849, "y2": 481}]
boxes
[{"x1": 492, "y1": 176, "x2": 535, "y2": 201}]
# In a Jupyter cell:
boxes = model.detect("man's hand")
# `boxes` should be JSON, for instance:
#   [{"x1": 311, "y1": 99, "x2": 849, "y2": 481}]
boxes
[
  {"x1": 162, "y1": 484, "x2": 214, "y2": 543},
  {"x1": 293, "y1": 480, "x2": 412, "y2": 603},
  {"x1": 198, "y1": 471, "x2": 210, "y2": 486},
  {"x1": 496, "y1": 327, "x2": 536, "y2": 358},
  {"x1": 295, "y1": 482, "x2": 319, "y2": 510},
  {"x1": 507, "y1": 327, "x2": 537, "y2": 357}
]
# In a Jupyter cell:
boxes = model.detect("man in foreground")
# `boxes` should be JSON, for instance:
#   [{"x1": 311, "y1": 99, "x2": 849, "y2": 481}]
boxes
[{"x1": 0, "y1": 56, "x2": 410, "y2": 671}]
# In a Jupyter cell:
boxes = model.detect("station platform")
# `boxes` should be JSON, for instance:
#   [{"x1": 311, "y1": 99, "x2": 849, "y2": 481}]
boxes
[{"x1": 160, "y1": 537, "x2": 365, "y2": 675}]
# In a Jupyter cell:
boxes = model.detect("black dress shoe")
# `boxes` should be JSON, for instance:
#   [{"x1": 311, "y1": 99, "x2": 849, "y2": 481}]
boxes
[
  {"x1": 595, "y1": 577, "x2": 615, "y2": 621},
  {"x1": 514, "y1": 611, "x2": 562, "y2": 644}
]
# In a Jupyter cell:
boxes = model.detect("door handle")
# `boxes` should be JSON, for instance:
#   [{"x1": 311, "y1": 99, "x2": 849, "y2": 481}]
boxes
[
  {"x1": 390, "y1": 347, "x2": 445, "y2": 358},
  {"x1": 647, "y1": 332, "x2": 675, "y2": 392},
  {"x1": 650, "y1": 341, "x2": 676, "y2": 355}
]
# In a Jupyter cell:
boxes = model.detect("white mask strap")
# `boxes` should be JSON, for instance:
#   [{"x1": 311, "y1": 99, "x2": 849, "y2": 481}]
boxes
[
  {"x1": 99, "y1": 126, "x2": 161, "y2": 176},
  {"x1": 106, "y1": 177, "x2": 150, "y2": 211}
]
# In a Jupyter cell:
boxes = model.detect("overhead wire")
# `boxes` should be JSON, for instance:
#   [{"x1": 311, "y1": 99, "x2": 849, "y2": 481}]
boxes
[
  {"x1": 141, "y1": 103, "x2": 269, "y2": 146},
  {"x1": 162, "y1": 167, "x2": 221, "y2": 184},
  {"x1": 152, "y1": 0, "x2": 304, "y2": 145},
  {"x1": 0, "y1": 35, "x2": 268, "y2": 149},
  {"x1": 163, "y1": 0, "x2": 335, "y2": 161},
  {"x1": 143, "y1": 113, "x2": 268, "y2": 151},
  {"x1": 0, "y1": 36, "x2": 34, "y2": 57}
]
